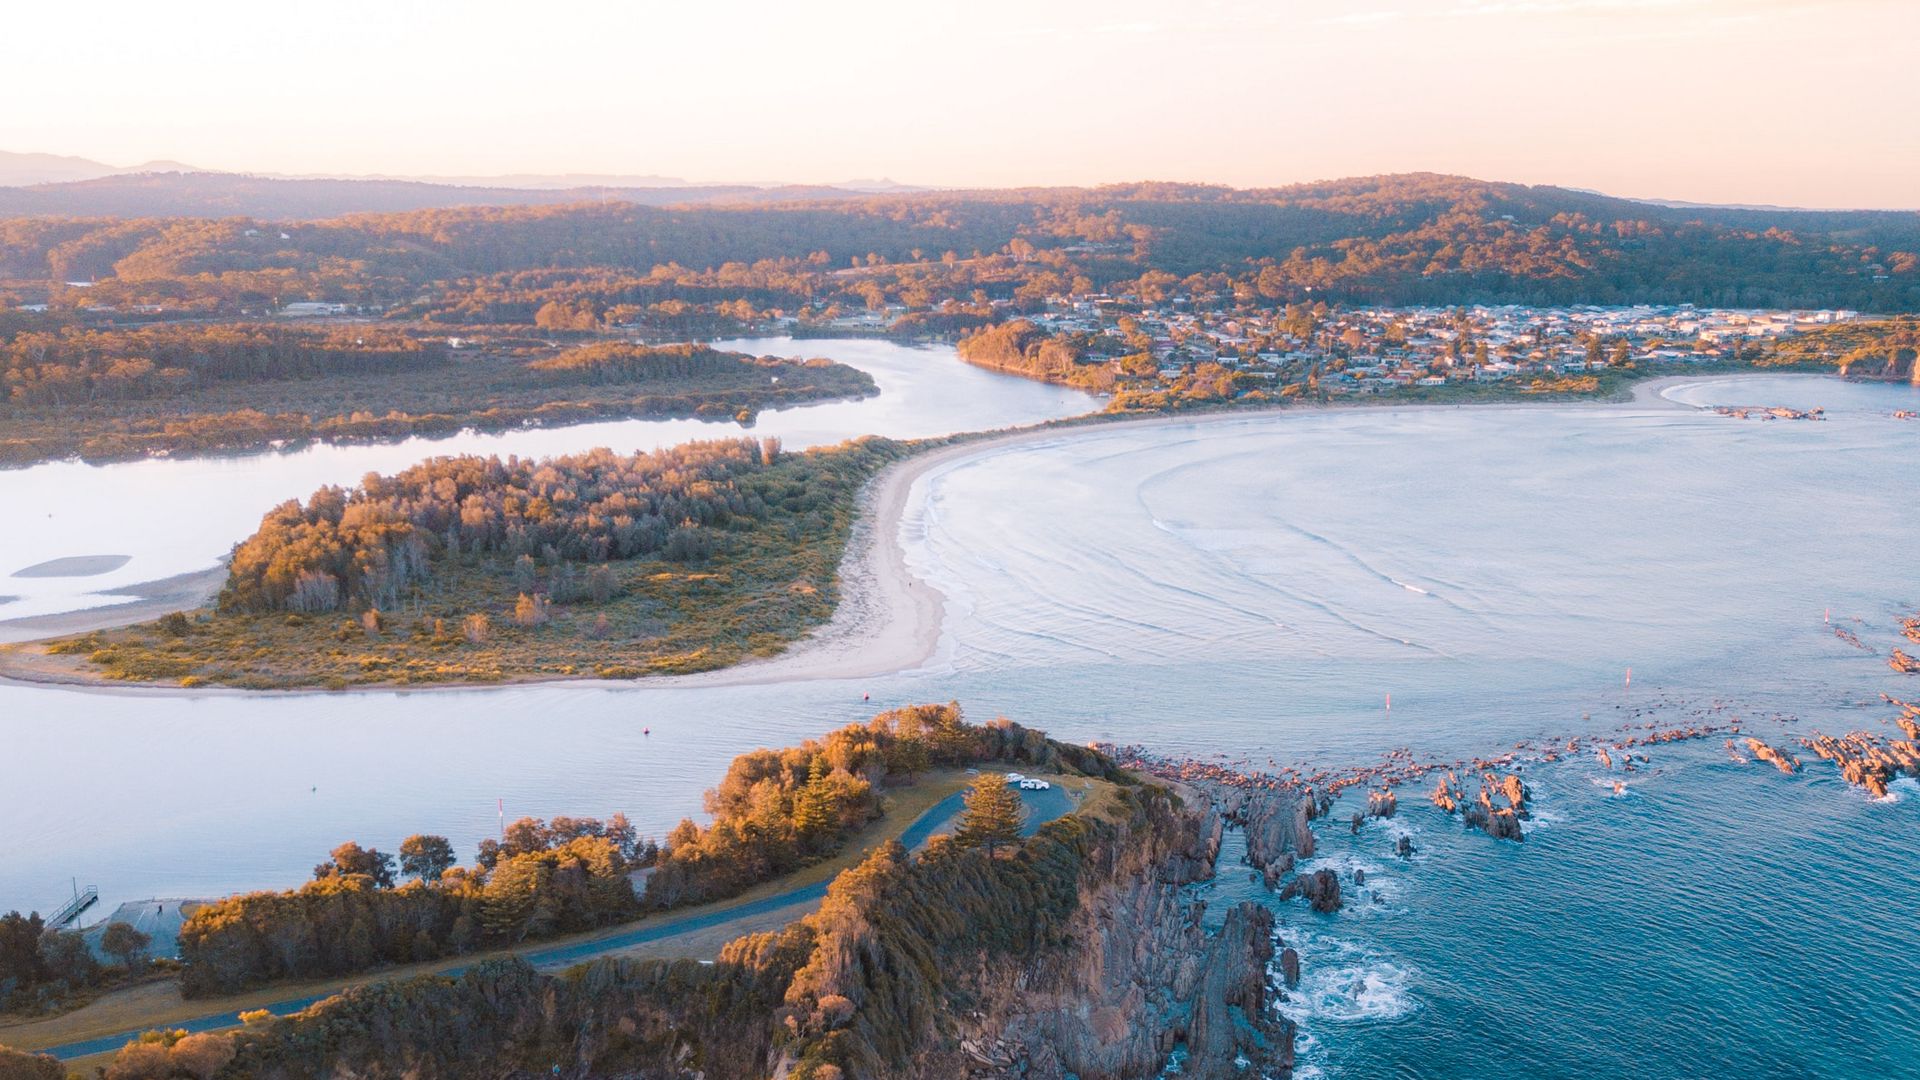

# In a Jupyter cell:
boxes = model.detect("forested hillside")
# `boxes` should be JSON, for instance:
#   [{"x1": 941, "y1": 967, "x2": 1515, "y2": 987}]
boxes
[{"x1": 3, "y1": 175, "x2": 1915, "y2": 315}]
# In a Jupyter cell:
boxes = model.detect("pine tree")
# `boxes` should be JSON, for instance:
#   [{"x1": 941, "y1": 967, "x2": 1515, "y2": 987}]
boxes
[
  {"x1": 955, "y1": 774, "x2": 1024, "y2": 856},
  {"x1": 792, "y1": 756, "x2": 835, "y2": 840}
]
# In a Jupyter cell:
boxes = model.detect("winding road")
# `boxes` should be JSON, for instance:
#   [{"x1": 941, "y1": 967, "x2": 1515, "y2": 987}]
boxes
[{"x1": 33, "y1": 782, "x2": 1076, "y2": 1062}]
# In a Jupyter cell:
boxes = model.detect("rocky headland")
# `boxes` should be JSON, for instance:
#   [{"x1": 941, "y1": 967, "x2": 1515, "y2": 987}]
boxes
[{"x1": 166, "y1": 774, "x2": 1297, "y2": 1080}]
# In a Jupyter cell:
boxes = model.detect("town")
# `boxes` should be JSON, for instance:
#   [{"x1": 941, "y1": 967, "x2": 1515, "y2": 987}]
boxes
[{"x1": 1024, "y1": 299, "x2": 1855, "y2": 392}]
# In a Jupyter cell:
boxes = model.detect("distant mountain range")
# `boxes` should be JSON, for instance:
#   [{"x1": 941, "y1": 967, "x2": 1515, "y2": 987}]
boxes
[
  {"x1": 5, "y1": 150, "x2": 1914, "y2": 222},
  {"x1": 0, "y1": 150, "x2": 927, "y2": 217},
  {"x1": 0, "y1": 150, "x2": 206, "y2": 186}
]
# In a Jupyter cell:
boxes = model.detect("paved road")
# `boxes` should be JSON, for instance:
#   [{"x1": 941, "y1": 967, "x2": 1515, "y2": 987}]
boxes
[{"x1": 37, "y1": 783, "x2": 1074, "y2": 1061}]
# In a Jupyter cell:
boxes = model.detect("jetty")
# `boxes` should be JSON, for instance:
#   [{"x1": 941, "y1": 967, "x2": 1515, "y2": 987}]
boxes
[{"x1": 45, "y1": 884, "x2": 98, "y2": 929}]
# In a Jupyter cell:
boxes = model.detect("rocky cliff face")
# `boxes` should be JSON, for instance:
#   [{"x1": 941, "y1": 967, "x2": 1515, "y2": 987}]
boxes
[
  {"x1": 908, "y1": 796, "x2": 1292, "y2": 1079},
  {"x1": 1225, "y1": 785, "x2": 1315, "y2": 887},
  {"x1": 1839, "y1": 347, "x2": 1920, "y2": 385}
]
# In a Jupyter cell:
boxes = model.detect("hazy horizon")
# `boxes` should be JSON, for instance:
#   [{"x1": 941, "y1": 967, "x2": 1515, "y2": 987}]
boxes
[{"x1": 5, "y1": 0, "x2": 1916, "y2": 211}]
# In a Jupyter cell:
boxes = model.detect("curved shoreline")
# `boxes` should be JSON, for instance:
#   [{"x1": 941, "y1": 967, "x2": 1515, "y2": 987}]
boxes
[{"x1": 0, "y1": 375, "x2": 1708, "y2": 699}]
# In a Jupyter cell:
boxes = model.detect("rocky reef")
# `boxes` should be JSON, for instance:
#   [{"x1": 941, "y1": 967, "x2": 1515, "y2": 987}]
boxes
[
  {"x1": 1712, "y1": 405, "x2": 1825, "y2": 421},
  {"x1": 1743, "y1": 737, "x2": 1801, "y2": 774},
  {"x1": 1799, "y1": 731, "x2": 1920, "y2": 797},
  {"x1": 1792, "y1": 698, "x2": 1920, "y2": 799},
  {"x1": 1431, "y1": 770, "x2": 1531, "y2": 841}
]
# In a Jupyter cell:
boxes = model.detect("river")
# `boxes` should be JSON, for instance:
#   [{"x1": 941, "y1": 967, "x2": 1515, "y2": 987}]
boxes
[
  {"x1": 0, "y1": 337, "x2": 1096, "y2": 624},
  {"x1": 3, "y1": 361, "x2": 1918, "y2": 1079}
]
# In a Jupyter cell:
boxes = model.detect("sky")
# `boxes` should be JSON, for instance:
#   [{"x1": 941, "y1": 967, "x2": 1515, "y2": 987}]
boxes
[{"x1": 5, "y1": 0, "x2": 1916, "y2": 208}]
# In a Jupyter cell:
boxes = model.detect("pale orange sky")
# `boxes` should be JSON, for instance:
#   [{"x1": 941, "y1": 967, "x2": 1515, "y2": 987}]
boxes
[{"x1": 5, "y1": 0, "x2": 1916, "y2": 207}]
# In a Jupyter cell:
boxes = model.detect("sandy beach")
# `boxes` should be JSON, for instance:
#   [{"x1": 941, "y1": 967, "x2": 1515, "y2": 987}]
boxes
[
  {"x1": 0, "y1": 376, "x2": 1708, "y2": 697},
  {"x1": 0, "y1": 566, "x2": 226, "y2": 645},
  {"x1": 10, "y1": 554, "x2": 134, "y2": 578}
]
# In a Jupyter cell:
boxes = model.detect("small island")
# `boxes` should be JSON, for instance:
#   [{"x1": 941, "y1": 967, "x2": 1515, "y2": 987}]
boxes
[{"x1": 30, "y1": 435, "x2": 911, "y2": 688}]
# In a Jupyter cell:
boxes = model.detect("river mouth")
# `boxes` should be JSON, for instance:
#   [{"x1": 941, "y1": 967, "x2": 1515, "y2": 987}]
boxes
[{"x1": 3, "y1": 371, "x2": 1916, "y2": 1079}]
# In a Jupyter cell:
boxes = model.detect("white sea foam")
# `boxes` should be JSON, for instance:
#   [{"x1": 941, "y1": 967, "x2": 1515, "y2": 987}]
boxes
[
  {"x1": 1277, "y1": 953, "x2": 1418, "y2": 1026},
  {"x1": 1272, "y1": 929, "x2": 1420, "y2": 1029},
  {"x1": 1300, "y1": 850, "x2": 1388, "y2": 877},
  {"x1": 1874, "y1": 776, "x2": 1919, "y2": 804},
  {"x1": 1527, "y1": 805, "x2": 1570, "y2": 831}
]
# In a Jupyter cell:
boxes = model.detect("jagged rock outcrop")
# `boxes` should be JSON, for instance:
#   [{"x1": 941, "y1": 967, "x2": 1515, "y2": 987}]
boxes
[
  {"x1": 1800, "y1": 730, "x2": 1920, "y2": 798},
  {"x1": 1279, "y1": 868, "x2": 1342, "y2": 914},
  {"x1": 1839, "y1": 344, "x2": 1919, "y2": 385},
  {"x1": 1435, "y1": 770, "x2": 1530, "y2": 842},
  {"x1": 1230, "y1": 787, "x2": 1308, "y2": 887},
  {"x1": 1463, "y1": 799, "x2": 1525, "y2": 842},
  {"x1": 1182, "y1": 903, "x2": 1283, "y2": 1074},
  {"x1": 1278, "y1": 947, "x2": 1301, "y2": 989},
  {"x1": 1366, "y1": 788, "x2": 1398, "y2": 818},
  {"x1": 1746, "y1": 737, "x2": 1800, "y2": 774}
]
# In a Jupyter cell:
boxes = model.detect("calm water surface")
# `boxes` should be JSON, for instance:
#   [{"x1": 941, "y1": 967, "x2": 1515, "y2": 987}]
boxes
[
  {"x1": 0, "y1": 338, "x2": 1096, "y2": 622},
  {"x1": 4, "y1": 372, "x2": 1918, "y2": 1078}
]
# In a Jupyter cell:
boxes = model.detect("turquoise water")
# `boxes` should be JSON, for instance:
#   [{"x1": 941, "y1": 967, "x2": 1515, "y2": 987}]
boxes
[
  {"x1": 4, "y1": 372, "x2": 1918, "y2": 1076},
  {"x1": 1195, "y1": 738, "x2": 1920, "y2": 1079}
]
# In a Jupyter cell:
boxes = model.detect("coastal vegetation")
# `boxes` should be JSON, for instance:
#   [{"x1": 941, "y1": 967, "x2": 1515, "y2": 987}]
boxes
[
  {"x1": 178, "y1": 820, "x2": 645, "y2": 996},
  {"x1": 0, "y1": 327, "x2": 874, "y2": 466},
  {"x1": 0, "y1": 910, "x2": 166, "y2": 1021},
  {"x1": 96, "y1": 722, "x2": 1248, "y2": 1080},
  {"x1": 0, "y1": 913, "x2": 102, "y2": 1016},
  {"x1": 0, "y1": 1043, "x2": 61, "y2": 1079},
  {"x1": 645, "y1": 703, "x2": 1121, "y2": 908},
  {"x1": 160, "y1": 705, "x2": 1119, "y2": 999},
  {"x1": 48, "y1": 435, "x2": 911, "y2": 687},
  {"x1": 1767, "y1": 315, "x2": 1920, "y2": 382}
]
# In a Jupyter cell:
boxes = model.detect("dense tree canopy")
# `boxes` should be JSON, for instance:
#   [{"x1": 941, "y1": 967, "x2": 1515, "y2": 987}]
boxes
[
  {"x1": 645, "y1": 703, "x2": 1122, "y2": 908},
  {"x1": 177, "y1": 816, "x2": 644, "y2": 996},
  {"x1": 4, "y1": 175, "x2": 1916, "y2": 317},
  {"x1": 1, "y1": 323, "x2": 435, "y2": 408},
  {"x1": 220, "y1": 437, "x2": 796, "y2": 614}
]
